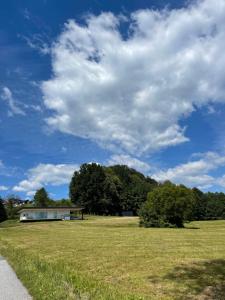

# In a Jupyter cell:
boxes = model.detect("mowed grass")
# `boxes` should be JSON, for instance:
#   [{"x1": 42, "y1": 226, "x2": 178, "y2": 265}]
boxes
[{"x1": 0, "y1": 217, "x2": 225, "y2": 300}]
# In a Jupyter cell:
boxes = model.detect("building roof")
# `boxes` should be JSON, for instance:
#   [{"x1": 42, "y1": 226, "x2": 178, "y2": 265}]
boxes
[{"x1": 18, "y1": 207, "x2": 83, "y2": 213}]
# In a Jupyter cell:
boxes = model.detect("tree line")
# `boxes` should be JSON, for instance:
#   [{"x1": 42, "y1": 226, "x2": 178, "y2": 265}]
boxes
[
  {"x1": 69, "y1": 163, "x2": 158, "y2": 215},
  {"x1": 0, "y1": 163, "x2": 225, "y2": 227},
  {"x1": 69, "y1": 163, "x2": 225, "y2": 227}
]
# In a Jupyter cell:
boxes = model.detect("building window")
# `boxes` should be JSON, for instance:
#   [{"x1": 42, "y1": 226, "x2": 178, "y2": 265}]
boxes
[{"x1": 36, "y1": 211, "x2": 47, "y2": 219}]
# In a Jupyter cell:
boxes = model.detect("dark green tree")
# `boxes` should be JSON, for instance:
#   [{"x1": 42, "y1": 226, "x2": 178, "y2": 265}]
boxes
[
  {"x1": 108, "y1": 165, "x2": 158, "y2": 214},
  {"x1": 204, "y1": 192, "x2": 225, "y2": 220},
  {"x1": 0, "y1": 197, "x2": 7, "y2": 222},
  {"x1": 139, "y1": 182, "x2": 195, "y2": 228},
  {"x1": 69, "y1": 163, "x2": 107, "y2": 214},
  {"x1": 33, "y1": 188, "x2": 50, "y2": 207},
  {"x1": 102, "y1": 170, "x2": 123, "y2": 215},
  {"x1": 192, "y1": 188, "x2": 207, "y2": 220}
]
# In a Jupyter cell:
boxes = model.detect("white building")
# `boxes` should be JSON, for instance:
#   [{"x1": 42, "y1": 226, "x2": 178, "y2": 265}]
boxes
[{"x1": 18, "y1": 207, "x2": 83, "y2": 222}]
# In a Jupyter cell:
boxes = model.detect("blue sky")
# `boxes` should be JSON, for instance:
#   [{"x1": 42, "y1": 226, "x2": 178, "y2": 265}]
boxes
[{"x1": 1, "y1": 0, "x2": 225, "y2": 199}]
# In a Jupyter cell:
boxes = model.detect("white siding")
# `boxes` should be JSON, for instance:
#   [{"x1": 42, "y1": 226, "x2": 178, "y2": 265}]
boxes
[{"x1": 20, "y1": 210, "x2": 71, "y2": 221}]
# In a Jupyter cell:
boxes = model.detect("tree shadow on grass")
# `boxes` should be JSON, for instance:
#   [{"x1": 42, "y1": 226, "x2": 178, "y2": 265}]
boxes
[
  {"x1": 164, "y1": 259, "x2": 225, "y2": 299},
  {"x1": 184, "y1": 225, "x2": 200, "y2": 229},
  {"x1": 184, "y1": 222, "x2": 200, "y2": 230},
  {"x1": 185, "y1": 227, "x2": 200, "y2": 229}
]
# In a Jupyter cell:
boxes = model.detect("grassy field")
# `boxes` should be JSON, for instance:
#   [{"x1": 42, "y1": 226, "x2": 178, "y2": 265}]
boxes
[{"x1": 0, "y1": 217, "x2": 225, "y2": 300}]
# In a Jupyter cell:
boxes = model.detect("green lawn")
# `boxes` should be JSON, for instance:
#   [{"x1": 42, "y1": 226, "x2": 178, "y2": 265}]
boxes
[{"x1": 0, "y1": 217, "x2": 225, "y2": 299}]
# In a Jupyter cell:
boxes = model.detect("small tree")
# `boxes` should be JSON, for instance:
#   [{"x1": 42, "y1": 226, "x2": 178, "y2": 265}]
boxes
[
  {"x1": 33, "y1": 188, "x2": 50, "y2": 207},
  {"x1": 139, "y1": 182, "x2": 195, "y2": 228},
  {"x1": 54, "y1": 199, "x2": 73, "y2": 207},
  {"x1": 5, "y1": 195, "x2": 22, "y2": 219},
  {"x1": 0, "y1": 197, "x2": 7, "y2": 222}
]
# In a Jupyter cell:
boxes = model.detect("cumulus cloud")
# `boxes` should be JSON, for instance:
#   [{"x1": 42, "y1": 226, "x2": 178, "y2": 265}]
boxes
[
  {"x1": 107, "y1": 154, "x2": 151, "y2": 173},
  {"x1": 13, "y1": 163, "x2": 79, "y2": 196},
  {"x1": 152, "y1": 152, "x2": 225, "y2": 189},
  {"x1": 1, "y1": 87, "x2": 26, "y2": 116},
  {"x1": 42, "y1": 0, "x2": 225, "y2": 155}
]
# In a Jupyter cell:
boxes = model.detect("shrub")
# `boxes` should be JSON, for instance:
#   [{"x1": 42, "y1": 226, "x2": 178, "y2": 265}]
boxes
[{"x1": 139, "y1": 182, "x2": 195, "y2": 228}]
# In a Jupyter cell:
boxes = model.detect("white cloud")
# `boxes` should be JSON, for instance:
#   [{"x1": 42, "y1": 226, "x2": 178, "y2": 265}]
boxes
[
  {"x1": 23, "y1": 35, "x2": 50, "y2": 55},
  {"x1": 107, "y1": 154, "x2": 151, "y2": 173},
  {"x1": 26, "y1": 191, "x2": 38, "y2": 197},
  {"x1": 216, "y1": 175, "x2": 225, "y2": 188},
  {"x1": 26, "y1": 104, "x2": 42, "y2": 112},
  {"x1": 1, "y1": 85, "x2": 42, "y2": 116},
  {"x1": 42, "y1": 0, "x2": 225, "y2": 155},
  {"x1": 23, "y1": 8, "x2": 31, "y2": 20},
  {"x1": 13, "y1": 163, "x2": 79, "y2": 195},
  {"x1": 1, "y1": 87, "x2": 26, "y2": 116},
  {"x1": 152, "y1": 152, "x2": 225, "y2": 189},
  {"x1": 0, "y1": 185, "x2": 8, "y2": 191},
  {"x1": 0, "y1": 160, "x2": 17, "y2": 177},
  {"x1": 31, "y1": 105, "x2": 42, "y2": 112}
]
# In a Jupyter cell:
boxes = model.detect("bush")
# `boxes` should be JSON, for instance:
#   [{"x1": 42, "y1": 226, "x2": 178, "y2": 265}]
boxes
[{"x1": 139, "y1": 182, "x2": 195, "y2": 228}]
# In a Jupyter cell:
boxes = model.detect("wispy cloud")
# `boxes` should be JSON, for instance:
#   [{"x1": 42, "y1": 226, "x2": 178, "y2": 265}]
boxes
[
  {"x1": 20, "y1": 8, "x2": 51, "y2": 55},
  {"x1": 0, "y1": 160, "x2": 18, "y2": 177},
  {"x1": 0, "y1": 185, "x2": 8, "y2": 191},
  {"x1": 21, "y1": 34, "x2": 50, "y2": 55},
  {"x1": 1, "y1": 87, "x2": 26, "y2": 116}
]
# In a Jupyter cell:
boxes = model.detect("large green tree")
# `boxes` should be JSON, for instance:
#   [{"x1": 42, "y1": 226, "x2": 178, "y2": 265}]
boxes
[
  {"x1": 33, "y1": 188, "x2": 51, "y2": 207},
  {"x1": 0, "y1": 197, "x2": 7, "y2": 222},
  {"x1": 204, "y1": 192, "x2": 225, "y2": 220},
  {"x1": 139, "y1": 182, "x2": 195, "y2": 228},
  {"x1": 70, "y1": 163, "x2": 107, "y2": 214},
  {"x1": 108, "y1": 165, "x2": 158, "y2": 214},
  {"x1": 102, "y1": 169, "x2": 123, "y2": 215},
  {"x1": 192, "y1": 188, "x2": 207, "y2": 220}
]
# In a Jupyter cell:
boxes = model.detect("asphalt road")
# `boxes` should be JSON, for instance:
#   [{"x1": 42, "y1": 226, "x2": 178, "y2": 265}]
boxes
[{"x1": 0, "y1": 256, "x2": 32, "y2": 300}]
